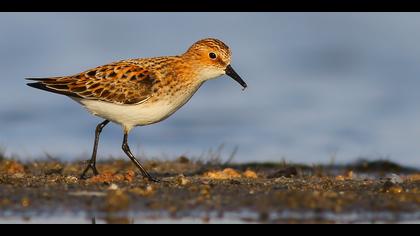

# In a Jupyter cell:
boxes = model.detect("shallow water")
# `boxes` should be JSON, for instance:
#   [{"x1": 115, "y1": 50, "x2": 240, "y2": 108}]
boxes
[
  {"x1": 2, "y1": 13, "x2": 420, "y2": 167},
  {"x1": 2, "y1": 210, "x2": 420, "y2": 224}
]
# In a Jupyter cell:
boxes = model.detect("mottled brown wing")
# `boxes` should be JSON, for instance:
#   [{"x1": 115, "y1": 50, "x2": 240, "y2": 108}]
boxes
[{"x1": 27, "y1": 62, "x2": 158, "y2": 104}]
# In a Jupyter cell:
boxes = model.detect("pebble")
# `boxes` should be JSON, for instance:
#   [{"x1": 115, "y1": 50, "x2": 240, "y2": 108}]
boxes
[
  {"x1": 65, "y1": 176, "x2": 78, "y2": 184},
  {"x1": 108, "y1": 183, "x2": 119, "y2": 191},
  {"x1": 176, "y1": 174, "x2": 190, "y2": 186},
  {"x1": 243, "y1": 170, "x2": 258, "y2": 179},
  {"x1": 12, "y1": 173, "x2": 25, "y2": 179},
  {"x1": 387, "y1": 173, "x2": 403, "y2": 184}
]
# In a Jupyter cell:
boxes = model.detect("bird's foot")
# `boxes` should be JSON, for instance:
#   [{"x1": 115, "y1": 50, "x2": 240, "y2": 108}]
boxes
[
  {"x1": 144, "y1": 174, "x2": 161, "y2": 183},
  {"x1": 80, "y1": 163, "x2": 99, "y2": 180}
]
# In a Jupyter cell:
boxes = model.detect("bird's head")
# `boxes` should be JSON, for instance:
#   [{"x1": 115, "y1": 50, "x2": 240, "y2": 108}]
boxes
[{"x1": 183, "y1": 38, "x2": 247, "y2": 89}]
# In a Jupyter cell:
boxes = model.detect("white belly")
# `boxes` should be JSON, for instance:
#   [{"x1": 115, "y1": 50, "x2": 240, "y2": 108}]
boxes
[{"x1": 72, "y1": 89, "x2": 198, "y2": 132}]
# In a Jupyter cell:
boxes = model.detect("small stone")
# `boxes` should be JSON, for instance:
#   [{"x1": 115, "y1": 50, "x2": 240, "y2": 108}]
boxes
[
  {"x1": 243, "y1": 170, "x2": 258, "y2": 179},
  {"x1": 66, "y1": 176, "x2": 78, "y2": 183},
  {"x1": 108, "y1": 183, "x2": 119, "y2": 191},
  {"x1": 124, "y1": 170, "x2": 136, "y2": 182},
  {"x1": 203, "y1": 168, "x2": 241, "y2": 180},
  {"x1": 176, "y1": 174, "x2": 190, "y2": 186},
  {"x1": 387, "y1": 173, "x2": 403, "y2": 184},
  {"x1": 222, "y1": 168, "x2": 241, "y2": 178},
  {"x1": 335, "y1": 175, "x2": 345, "y2": 181},
  {"x1": 146, "y1": 185, "x2": 154, "y2": 193},
  {"x1": 87, "y1": 172, "x2": 124, "y2": 184},
  {"x1": 335, "y1": 170, "x2": 354, "y2": 181}
]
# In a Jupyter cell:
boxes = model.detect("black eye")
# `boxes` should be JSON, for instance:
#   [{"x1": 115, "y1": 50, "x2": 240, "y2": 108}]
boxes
[{"x1": 209, "y1": 52, "x2": 217, "y2": 59}]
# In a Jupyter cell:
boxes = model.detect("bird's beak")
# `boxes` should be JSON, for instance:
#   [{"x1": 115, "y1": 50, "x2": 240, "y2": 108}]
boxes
[{"x1": 225, "y1": 65, "x2": 247, "y2": 90}]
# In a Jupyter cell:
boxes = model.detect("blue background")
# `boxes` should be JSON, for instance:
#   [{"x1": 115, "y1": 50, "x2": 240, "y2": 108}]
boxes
[{"x1": 1, "y1": 13, "x2": 420, "y2": 166}]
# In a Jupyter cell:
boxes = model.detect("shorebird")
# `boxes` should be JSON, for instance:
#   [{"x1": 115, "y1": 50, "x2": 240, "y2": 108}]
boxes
[{"x1": 26, "y1": 38, "x2": 247, "y2": 182}]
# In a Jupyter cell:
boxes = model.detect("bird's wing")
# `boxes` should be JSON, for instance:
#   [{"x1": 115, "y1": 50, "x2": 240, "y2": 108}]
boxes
[{"x1": 26, "y1": 62, "x2": 158, "y2": 105}]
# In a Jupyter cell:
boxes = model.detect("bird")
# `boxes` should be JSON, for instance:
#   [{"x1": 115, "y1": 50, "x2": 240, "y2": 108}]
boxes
[{"x1": 26, "y1": 38, "x2": 247, "y2": 182}]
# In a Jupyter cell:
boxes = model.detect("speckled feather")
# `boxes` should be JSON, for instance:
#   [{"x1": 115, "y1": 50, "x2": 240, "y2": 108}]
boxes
[{"x1": 28, "y1": 58, "x2": 183, "y2": 105}]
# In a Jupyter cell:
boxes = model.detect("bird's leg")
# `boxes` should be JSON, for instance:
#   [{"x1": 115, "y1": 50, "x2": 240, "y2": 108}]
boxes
[
  {"x1": 121, "y1": 132, "x2": 160, "y2": 182},
  {"x1": 80, "y1": 120, "x2": 110, "y2": 179}
]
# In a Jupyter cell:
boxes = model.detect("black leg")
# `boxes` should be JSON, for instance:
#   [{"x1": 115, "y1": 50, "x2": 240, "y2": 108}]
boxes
[
  {"x1": 122, "y1": 132, "x2": 159, "y2": 182},
  {"x1": 80, "y1": 120, "x2": 110, "y2": 179}
]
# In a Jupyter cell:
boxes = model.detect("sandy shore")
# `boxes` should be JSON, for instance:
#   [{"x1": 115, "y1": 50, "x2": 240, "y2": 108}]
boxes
[{"x1": 1, "y1": 156, "x2": 420, "y2": 223}]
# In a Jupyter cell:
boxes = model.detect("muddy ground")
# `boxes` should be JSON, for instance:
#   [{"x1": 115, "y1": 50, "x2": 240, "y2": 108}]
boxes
[{"x1": 1, "y1": 155, "x2": 420, "y2": 223}]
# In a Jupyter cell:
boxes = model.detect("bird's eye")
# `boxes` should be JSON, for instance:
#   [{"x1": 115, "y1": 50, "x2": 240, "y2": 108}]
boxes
[{"x1": 209, "y1": 52, "x2": 217, "y2": 59}]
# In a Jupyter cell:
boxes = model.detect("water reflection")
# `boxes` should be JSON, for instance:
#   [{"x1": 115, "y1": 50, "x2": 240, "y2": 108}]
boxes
[{"x1": 3, "y1": 210, "x2": 420, "y2": 224}]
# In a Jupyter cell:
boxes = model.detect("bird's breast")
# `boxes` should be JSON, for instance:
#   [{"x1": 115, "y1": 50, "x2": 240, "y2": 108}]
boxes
[{"x1": 76, "y1": 81, "x2": 203, "y2": 129}]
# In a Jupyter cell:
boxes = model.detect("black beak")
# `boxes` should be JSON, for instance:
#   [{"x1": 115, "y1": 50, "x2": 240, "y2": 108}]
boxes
[{"x1": 225, "y1": 65, "x2": 247, "y2": 90}]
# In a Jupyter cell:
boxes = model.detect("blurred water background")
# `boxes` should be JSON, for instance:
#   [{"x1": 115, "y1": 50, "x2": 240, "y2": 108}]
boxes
[{"x1": 1, "y1": 13, "x2": 420, "y2": 166}]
